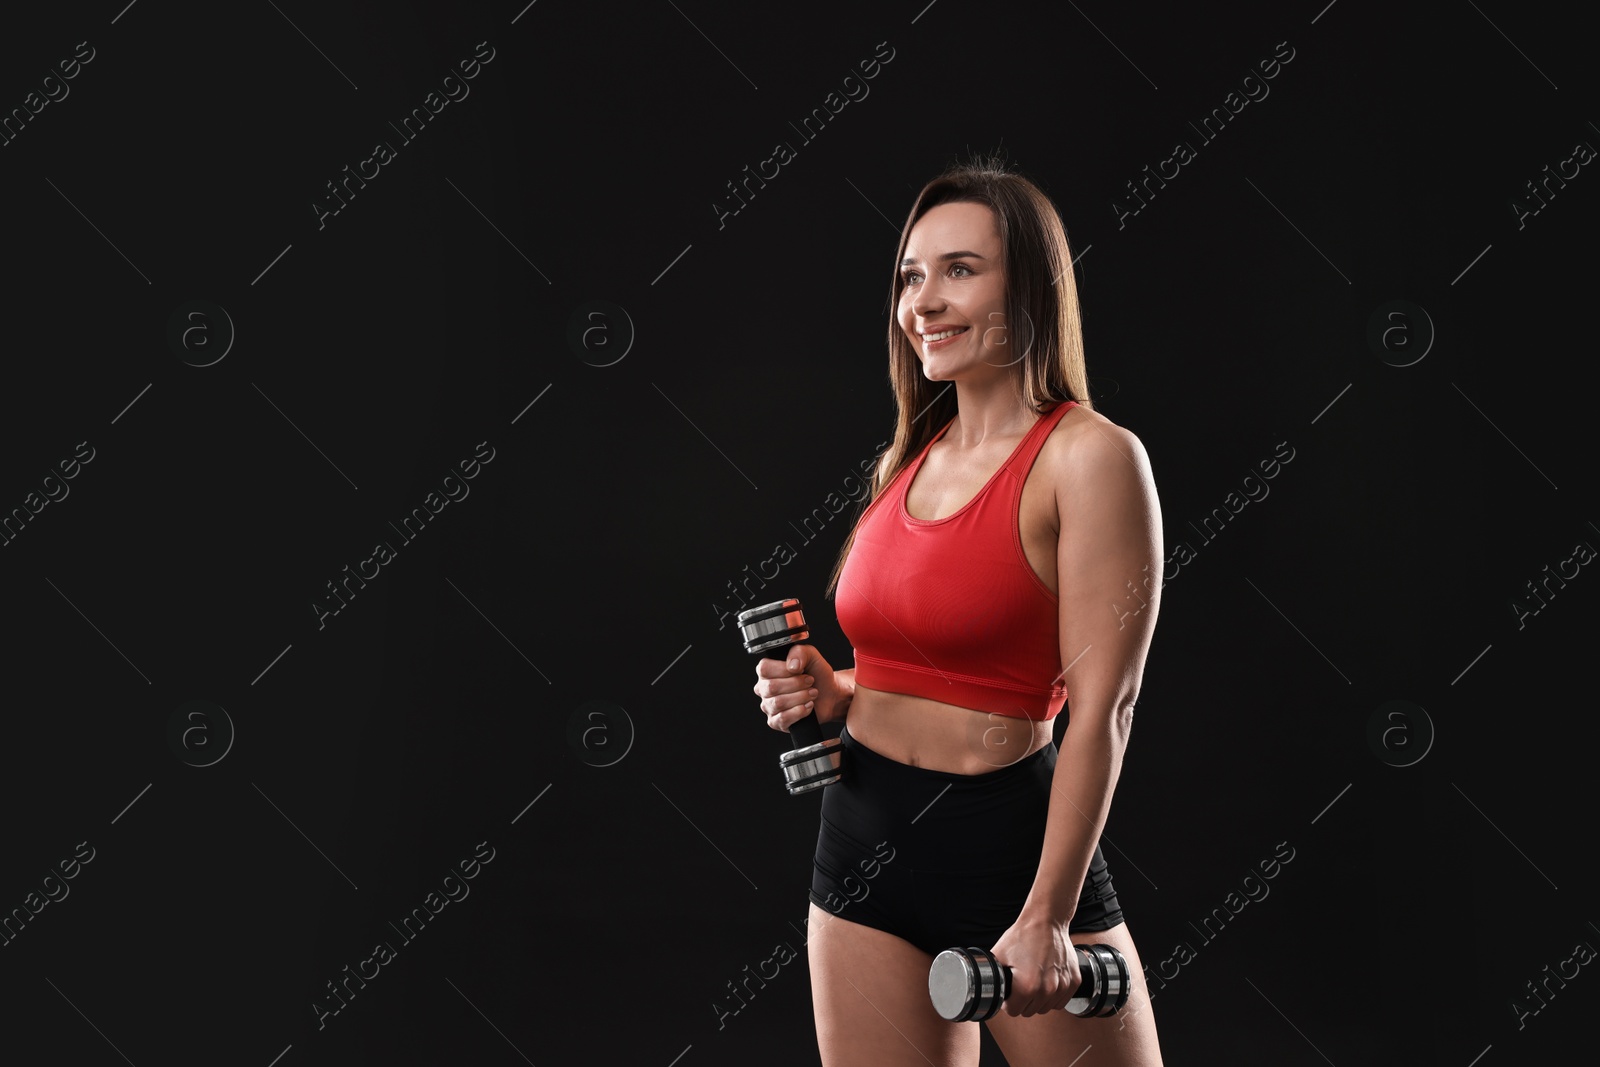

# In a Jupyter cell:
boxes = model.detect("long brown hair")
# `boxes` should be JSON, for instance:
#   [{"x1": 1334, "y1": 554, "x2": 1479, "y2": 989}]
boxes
[{"x1": 825, "y1": 155, "x2": 1094, "y2": 598}]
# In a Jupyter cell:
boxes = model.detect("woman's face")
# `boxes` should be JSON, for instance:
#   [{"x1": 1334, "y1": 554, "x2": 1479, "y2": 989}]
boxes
[{"x1": 897, "y1": 201, "x2": 1014, "y2": 382}]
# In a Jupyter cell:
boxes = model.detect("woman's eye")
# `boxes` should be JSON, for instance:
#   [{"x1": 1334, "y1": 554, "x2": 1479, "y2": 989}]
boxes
[{"x1": 903, "y1": 264, "x2": 971, "y2": 285}]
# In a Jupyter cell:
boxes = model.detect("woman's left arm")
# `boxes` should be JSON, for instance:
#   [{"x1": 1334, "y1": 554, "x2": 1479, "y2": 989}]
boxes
[{"x1": 991, "y1": 422, "x2": 1163, "y2": 1014}]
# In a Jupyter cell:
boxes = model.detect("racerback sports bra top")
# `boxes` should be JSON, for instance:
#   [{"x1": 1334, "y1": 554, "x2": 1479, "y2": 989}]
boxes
[{"x1": 835, "y1": 400, "x2": 1078, "y2": 721}]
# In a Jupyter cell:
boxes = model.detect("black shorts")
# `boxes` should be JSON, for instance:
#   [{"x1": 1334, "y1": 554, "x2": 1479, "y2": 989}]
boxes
[{"x1": 809, "y1": 723, "x2": 1123, "y2": 958}]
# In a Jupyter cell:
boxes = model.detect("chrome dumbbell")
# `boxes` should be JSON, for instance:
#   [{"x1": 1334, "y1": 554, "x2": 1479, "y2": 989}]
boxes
[
  {"x1": 737, "y1": 598, "x2": 843, "y2": 795},
  {"x1": 928, "y1": 943, "x2": 1131, "y2": 1022}
]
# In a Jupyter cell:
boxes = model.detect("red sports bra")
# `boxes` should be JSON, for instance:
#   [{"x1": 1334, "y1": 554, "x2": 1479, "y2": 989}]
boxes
[{"x1": 835, "y1": 400, "x2": 1078, "y2": 721}]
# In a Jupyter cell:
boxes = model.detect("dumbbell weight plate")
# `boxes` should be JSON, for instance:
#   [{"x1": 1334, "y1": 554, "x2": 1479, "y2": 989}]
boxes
[
  {"x1": 1067, "y1": 943, "x2": 1121, "y2": 1017},
  {"x1": 929, "y1": 947, "x2": 1003, "y2": 1022}
]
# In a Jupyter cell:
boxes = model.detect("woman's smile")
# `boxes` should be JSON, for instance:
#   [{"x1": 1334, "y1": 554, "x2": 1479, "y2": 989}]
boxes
[{"x1": 920, "y1": 325, "x2": 970, "y2": 349}]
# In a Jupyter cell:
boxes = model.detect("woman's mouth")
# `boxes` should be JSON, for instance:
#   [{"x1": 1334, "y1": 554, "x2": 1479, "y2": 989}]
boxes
[{"x1": 922, "y1": 326, "x2": 969, "y2": 349}]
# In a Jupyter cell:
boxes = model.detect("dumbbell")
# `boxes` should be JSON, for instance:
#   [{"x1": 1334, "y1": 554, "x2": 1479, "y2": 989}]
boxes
[
  {"x1": 928, "y1": 943, "x2": 1131, "y2": 1022},
  {"x1": 737, "y1": 598, "x2": 844, "y2": 795}
]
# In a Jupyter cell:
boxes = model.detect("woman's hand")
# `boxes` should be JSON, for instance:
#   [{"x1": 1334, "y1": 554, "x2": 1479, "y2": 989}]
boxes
[
  {"x1": 753, "y1": 644, "x2": 852, "y2": 731},
  {"x1": 988, "y1": 910, "x2": 1083, "y2": 1017}
]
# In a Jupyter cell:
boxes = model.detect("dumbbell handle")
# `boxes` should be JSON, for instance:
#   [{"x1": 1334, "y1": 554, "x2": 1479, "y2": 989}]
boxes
[{"x1": 992, "y1": 950, "x2": 1092, "y2": 1004}]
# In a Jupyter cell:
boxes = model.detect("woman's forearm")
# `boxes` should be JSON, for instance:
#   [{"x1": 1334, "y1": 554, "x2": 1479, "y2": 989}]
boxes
[{"x1": 1019, "y1": 711, "x2": 1131, "y2": 923}]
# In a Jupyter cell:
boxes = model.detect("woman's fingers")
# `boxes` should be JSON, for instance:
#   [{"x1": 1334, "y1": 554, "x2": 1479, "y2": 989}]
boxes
[
  {"x1": 761, "y1": 689, "x2": 818, "y2": 722},
  {"x1": 753, "y1": 650, "x2": 811, "y2": 686},
  {"x1": 752, "y1": 644, "x2": 825, "y2": 732},
  {"x1": 769, "y1": 699, "x2": 816, "y2": 732},
  {"x1": 751, "y1": 673, "x2": 814, "y2": 691},
  {"x1": 752, "y1": 677, "x2": 815, "y2": 703},
  {"x1": 752, "y1": 666, "x2": 816, "y2": 731}
]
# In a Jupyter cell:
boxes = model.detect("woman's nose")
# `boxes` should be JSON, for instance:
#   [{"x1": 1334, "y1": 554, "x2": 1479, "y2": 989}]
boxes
[{"x1": 912, "y1": 280, "x2": 945, "y2": 316}]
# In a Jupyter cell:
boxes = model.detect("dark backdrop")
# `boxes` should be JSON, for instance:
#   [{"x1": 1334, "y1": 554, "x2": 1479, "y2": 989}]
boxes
[{"x1": 1, "y1": 1, "x2": 1594, "y2": 1064}]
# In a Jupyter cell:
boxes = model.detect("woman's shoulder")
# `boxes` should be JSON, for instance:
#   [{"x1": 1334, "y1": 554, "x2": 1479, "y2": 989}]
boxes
[{"x1": 1039, "y1": 402, "x2": 1154, "y2": 485}]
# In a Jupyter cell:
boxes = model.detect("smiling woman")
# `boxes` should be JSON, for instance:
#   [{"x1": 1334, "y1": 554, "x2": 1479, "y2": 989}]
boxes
[{"x1": 750, "y1": 155, "x2": 1168, "y2": 1065}]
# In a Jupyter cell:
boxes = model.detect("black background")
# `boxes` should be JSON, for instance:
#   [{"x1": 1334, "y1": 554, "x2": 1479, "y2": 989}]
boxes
[{"x1": 1, "y1": 1, "x2": 1595, "y2": 1064}]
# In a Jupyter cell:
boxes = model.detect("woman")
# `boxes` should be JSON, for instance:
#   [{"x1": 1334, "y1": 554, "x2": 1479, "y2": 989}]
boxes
[{"x1": 753, "y1": 158, "x2": 1166, "y2": 1066}]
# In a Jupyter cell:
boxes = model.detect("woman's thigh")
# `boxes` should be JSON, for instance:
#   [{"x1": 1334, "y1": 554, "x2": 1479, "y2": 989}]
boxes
[
  {"x1": 806, "y1": 901, "x2": 979, "y2": 1067},
  {"x1": 983, "y1": 920, "x2": 1165, "y2": 1067}
]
